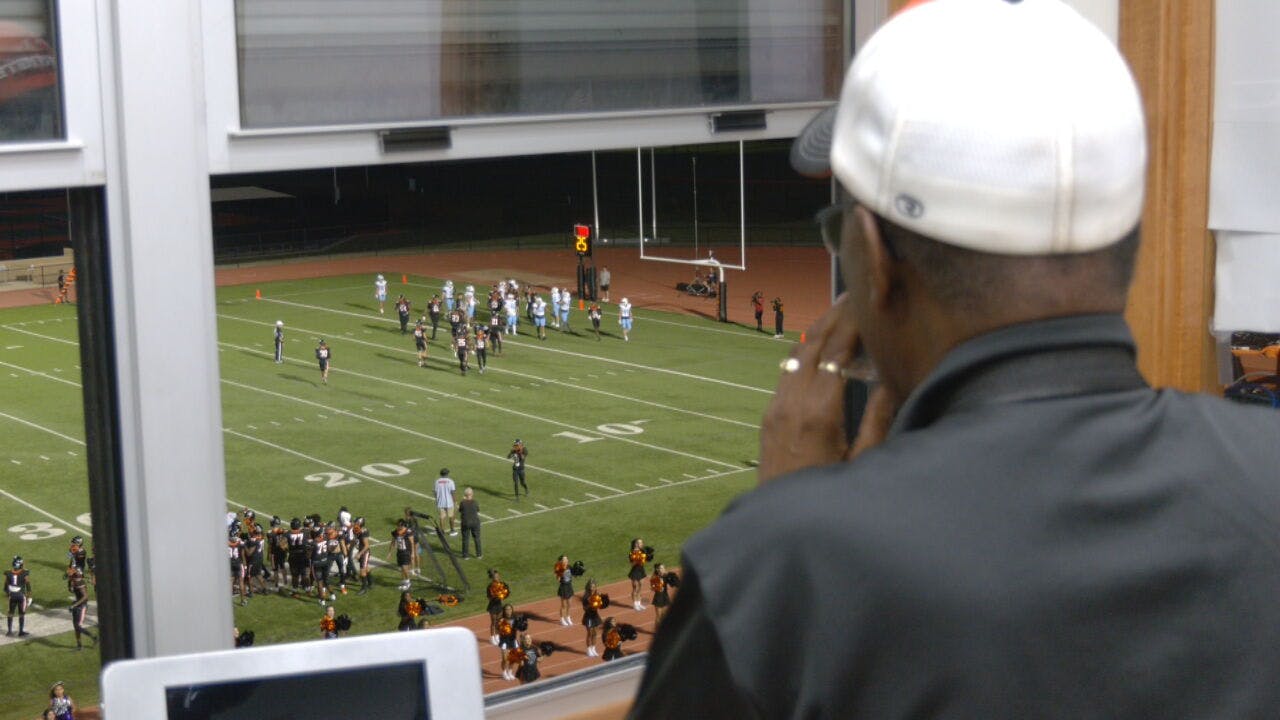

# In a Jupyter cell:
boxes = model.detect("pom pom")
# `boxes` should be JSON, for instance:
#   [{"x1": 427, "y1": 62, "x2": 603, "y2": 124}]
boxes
[
  {"x1": 538, "y1": 641, "x2": 557, "y2": 657},
  {"x1": 235, "y1": 630, "x2": 255, "y2": 648},
  {"x1": 664, "y1": 571, "x2": 681, "y2": 588},
  {"x1": 514, "y1": 614, "x2": 530, "y2": 632},
  {"x1": 570, "y1": 560, "x2": 586, "y2": 577},
  {"x1": 643, "y1": 546, "x2": 655, "y2": 562},
  {"x1": 599, "y1": 593, "x2": 611, "y2": 609},
  {"x1": 619, "y1": 624, "x2": 638, "y2": 642},
  {"x1": 423, "y1": 603, "x2": 445, "y2": 616},
  {"x1": 336, "y1": 614, "x2": 352, "y2": 631}
]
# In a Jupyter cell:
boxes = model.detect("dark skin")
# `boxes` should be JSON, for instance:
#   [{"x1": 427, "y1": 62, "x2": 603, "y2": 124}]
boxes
[{"x1": 758, "y1": 205, "x2": 1130, "y2": 483}]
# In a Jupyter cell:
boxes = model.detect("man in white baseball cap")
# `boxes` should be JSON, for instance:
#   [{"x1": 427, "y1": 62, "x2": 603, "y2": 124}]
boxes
[{"x1": 632, "y1": 1, "x2": 1280, "y2": 718}]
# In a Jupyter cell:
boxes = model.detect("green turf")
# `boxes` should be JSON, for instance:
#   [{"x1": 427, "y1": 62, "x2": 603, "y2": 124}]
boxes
[{"x1": 0, "y1": 272, "x2": 794, "y2": 719}]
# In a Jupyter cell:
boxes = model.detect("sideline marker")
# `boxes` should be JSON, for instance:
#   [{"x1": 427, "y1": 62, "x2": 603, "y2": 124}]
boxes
[
  {"x1": 254, "y1": 289, "x2": 262, "y2": 300},
  {"x1": 402, "y1": 274, "x2": 408, "y2": 284},
  {"x1": 799, "y1": 332, "x2": 806, "y2": 343},
  {"x1": 579, "y1": 299, "x2": 584, "y2": 310}
]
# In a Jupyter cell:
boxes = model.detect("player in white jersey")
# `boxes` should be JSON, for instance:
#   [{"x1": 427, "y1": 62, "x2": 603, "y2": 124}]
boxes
[
  {"x1": 464, "y1": 286, "x2": 476, "y2": 320},
  {"x1": 550, "y1": 288, "x2": 561, "y2": 328},
  {"x1": 443, "y1": 280, "x2": 455, "y2": 311},
  {"x1": 532, "y1": 296, "x2": 548, "y2": 340},
  {"x1": 374, "y1": 274, "x2": 388, "y2": 314},
  {"x1": 504, "y1": 294, "x2": 519, "y2": 334},
  {"x1": 559, "y1": 290, "x2": 572, "y2": 333},
  {"x1": 619, "y1": 298, "x2": 633, "y2": 342}
]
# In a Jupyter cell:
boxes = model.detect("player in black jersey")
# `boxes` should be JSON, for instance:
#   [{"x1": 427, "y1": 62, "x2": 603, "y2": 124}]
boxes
[
  {"x1": 315, "y1": 339, "x2": 332, "y2": 384},
  {"x1": 246, "y1": 527, "x2": 269, "y2": 597},
  {"x1": 269, "y1": 517, "x2": 289, "y2": 589},
  {"x1": 387, "y1": 520, "x2": 417, "y2": 591},
  {"x1": 67, "y1": 536, "x2": 87, "y2": 574},
  {"x1": 68, "y1": 566, "x2": 95, "y2": 650},
  {"x1": 5, "y1": 556, "x2": 31, "y2": 637},
  {"x1": 428, "y1": 295, "x2": 442, "y2": 339},
  {"x1": 413, "y1": 321, "x2": 429, "y2": 367},
  {"x1": 488, "y1": 313, "x2": 503, "y2": 355},
  {"x1": 447, "y1": 307, "x2": 464, "y2": 338},
  {"x1": 475, "y1": 326, "x2": 489, "y2": 374},
  {"x1": 286, "y1": 518, "x2": 309, "y2": 594},
  {"x1": 326, "y1": 526, "x2": 347, "y2": 595},
  {"x1": 508, "y1": 439, "x2": 529, "y2": 498},
  {"x1": 355, "y1": 520, "x2": 373, "y2": 595},
  {"x1": 588, "y1": 302, "x2": 603, "y2": 340},
  {"x1": 396, "y1": 294, "x2": 412, "y2": 334},
  {"x1": 311, "y1": 528, "x2": 332, "y2": 605},
  {"x1": 454, "y1": 332, "x2": 469, "y2": 375}
]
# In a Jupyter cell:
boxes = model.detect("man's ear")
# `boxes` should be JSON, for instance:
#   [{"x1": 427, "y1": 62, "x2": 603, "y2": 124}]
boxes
[{"x1": 856, "y1": 206, "x2": 894, "y2": 311}]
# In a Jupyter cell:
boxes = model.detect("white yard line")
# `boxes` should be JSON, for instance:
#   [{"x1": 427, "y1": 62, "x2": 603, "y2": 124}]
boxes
[
  {"x1": 219, "y1": 378, "x2": 625, "y2": 495},
  {"x1": 219, "y1": 313, "x2": 759, "y2": 429},
  {"x1": 263, "y1": 297, "x2": 774, "y2": 394},
  {"x1": 483, "y1": 466, "x2": 753, "y2": 527},
  {"x1": 0, "y1": 410, "x2": 86, "y2": 445},
  {"x1": 0, "y1": 359, "x2": 80, "y2": 388},
  {"x1": 223, "y1": 428, "x2": 438, "y2": 503},
  {"x1": 1, "y1": 324, "x2": 78, "y2": 346},
  {"x1": 219, "y1": 338, "x2": 742, "y2": 471},
  {"x1": 0, "y1": 487, "x2": 91, "y2": 535}
]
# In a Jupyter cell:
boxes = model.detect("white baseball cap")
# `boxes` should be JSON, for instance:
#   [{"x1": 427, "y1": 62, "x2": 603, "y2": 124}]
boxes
[{"x1": 794, "y1": 0, "x2": 1146, "y2": 255}]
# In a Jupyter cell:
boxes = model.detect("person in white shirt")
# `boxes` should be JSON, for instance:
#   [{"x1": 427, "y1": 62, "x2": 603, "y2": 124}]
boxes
[
  {"x1": 443, "y1": 280, "x2": 455, "y2": 312},
  {"x1": 375, "y1": 274, "x2": 388, "y2": 314},
  {"x1": 550, "y1": 287, "x2": 562, "y2": 328},
  {"x1": 435, "y1": 468, "x2": 458, "y2": 536},
  {"x1": 532, "y1": 295, "x2": 548, "y2": 340},
  {"x1": 464, "y1": 285, "x2": 476, "y2": 320},
  {"x1": 504, "y1": 293, "x2": 519, "y2": 335},
  {"x1": 559, "y1": 289, "x2": 572, "y2": 333},
  {"x1": 619, "y1": 298, "x2": 633, "y2": 342}
]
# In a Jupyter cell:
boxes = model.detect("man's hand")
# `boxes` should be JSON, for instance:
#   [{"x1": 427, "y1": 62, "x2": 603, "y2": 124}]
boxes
[{"x1": 757, "y1": 295, "x2": 897, "y2": 484}]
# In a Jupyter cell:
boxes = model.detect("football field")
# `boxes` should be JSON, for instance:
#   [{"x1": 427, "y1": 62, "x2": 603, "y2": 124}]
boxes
[{"x1": 0, "y1": 272, "x2": 791, "y2": 716}]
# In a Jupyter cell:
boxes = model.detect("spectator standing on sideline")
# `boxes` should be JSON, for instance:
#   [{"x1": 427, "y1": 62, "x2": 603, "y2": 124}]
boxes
[
  {"x1": 599, "y1": 266, "x2": 611, "y2": 302},
  {"x1": 750, "y1": 292, "x2": 764, "y2": 332},
  {"x1": 632, "y1": 1, "x2": 1280, "y2": 719},
  {"x1": 374, "y1": 274, "x2": 388, "y2": 314},
  {"x1": 770, "y1": 296, "x2": 784, "y2": 338},
  {"x1": 459, "y1": 488, "x2": 482, "y2": 559},
  {"x1": 273, "y1": 320, "x2": 285, "y2": 363},
  {"x1": 434, "y1": 468, "x2": 457, "y2": 536}
]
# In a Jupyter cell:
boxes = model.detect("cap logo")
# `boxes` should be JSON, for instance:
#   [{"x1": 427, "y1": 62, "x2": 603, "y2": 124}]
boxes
[{"x1": 894, "y1": 193, "x2": 924, "y2": 219}]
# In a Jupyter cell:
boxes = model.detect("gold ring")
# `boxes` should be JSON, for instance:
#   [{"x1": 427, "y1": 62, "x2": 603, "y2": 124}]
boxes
[
  {"x1": 779, "y1": 357, "x2": 801, "y2": 374},
  {"x1": 818, "y1": 361, "x2": 842, "y2": 375}
]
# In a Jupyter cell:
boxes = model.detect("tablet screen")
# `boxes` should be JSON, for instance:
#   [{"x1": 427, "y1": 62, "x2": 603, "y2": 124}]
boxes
[{"x1": 164, "y1": 660, "x2": 428, "y2": 719}]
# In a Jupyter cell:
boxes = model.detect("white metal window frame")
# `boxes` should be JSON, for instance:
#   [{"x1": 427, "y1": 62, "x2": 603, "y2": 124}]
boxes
[
  {"x1": 0, "y1": 0, "x2": 107, "y2": 192},
  {"x1": 200, "y1": 0, "x2": 840, "y2": 175}
]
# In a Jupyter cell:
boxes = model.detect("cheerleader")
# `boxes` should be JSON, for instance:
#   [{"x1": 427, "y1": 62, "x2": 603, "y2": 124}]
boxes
[
  {"x1": 581, "y1": 579, "x2": 606, "y2": 657},
  {"x1": 628, "y1": 538, "x2": 648, "y2": 611},
  {"x1": 602, "y1": 617, "x2": 624, "y2": 661},
  {"x1": 48, "y1": 682, "x2": 75, "y2": 720},
  {"x1": 515, "y1": 633, "x2": 541, "y2": 683},
  {"x1": 497, "y1": 604, "x2": 519, "y2": 680},
  {"x1": 320, "y1": 605, "x2": 339, "y2": 639},
  {"x1": 486, "y1": 569, "x2": 510, "y2": 645},
  {"x1": 650, "y1": 562, "x2": 671, "y2": 624},
  {"x1": 398, "y1": 591, "x2": 420, "y2": 631},
  {"x1": 554, "y1": 555, "x2": 574, "y2": 626}
]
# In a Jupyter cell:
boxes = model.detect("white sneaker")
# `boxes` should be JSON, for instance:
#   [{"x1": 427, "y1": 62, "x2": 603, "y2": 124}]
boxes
[
  {"x1": 588, "y1": 646, "x2": 597, "y2": 657},
  {"x1": 449, "y1": 531, "x2": 459, "y2": 537},
  {"x1": 491, "y1": 635, "x2": 499, "y2": 645}
]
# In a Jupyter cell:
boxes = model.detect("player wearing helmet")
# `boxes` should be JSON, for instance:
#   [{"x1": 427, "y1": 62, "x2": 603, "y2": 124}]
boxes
[
  {"x1": 618, "y1": 298, "x2": 633, "y2": 342},
  {"x1": 4, "y1": 556, "x2": 31, "y2": 637},
  {"x1": 68, "y1": 566, "x2": 95, "y2": 649},
  {"x1": 228, "y1": 527, "x2": 248, "y2": 606},
  {"x1": 273, "y1": 320, "x2": 285, "y2": 363},
  {"x1": 374, "y1": 274, "x2": 388, "y2": 314},
  {"x1": 508, "y1": 439, "x2": 529, "y2": 499}
]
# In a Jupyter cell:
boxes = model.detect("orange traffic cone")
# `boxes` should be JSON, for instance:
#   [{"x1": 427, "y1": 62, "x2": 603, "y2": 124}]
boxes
[
  {"x1": 255, "y1": 289, "x2": 262, "y2": 300},
  {"x1": 799, "y1": 332, "x2": 806, "y2": 343},
  {"x1": 579, "y1": 299, "x2": 584, "y2": 310},
  {"x1": 402, "y1": 274, "x2": 408, "y2": 284}
]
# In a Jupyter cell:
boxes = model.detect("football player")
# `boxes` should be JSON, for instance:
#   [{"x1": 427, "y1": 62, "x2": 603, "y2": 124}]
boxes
[
  {"x1": 228, "y1": 528, "x2": 248, "y2": 606},
  {"x1": 354, "y1": 518, "x2": 373, "y2": 595},
  {"x1": 387, "y1": 519, "x2": 417, "y2": 591},
  {"x1": 588, "y1": 302, "x2": 603, "y2": 340},
  {"x1": 374, "y1": 274, "x2": 388, "y2": 314},
  {"x1": 315, "y1": 339, "x2": 331, "y2": 384},
  {"x1": 4, "y1": 556, "x2": 31, "y2": 637},
  {"x1": 428, "y1": 294, "x2": 443, "y2": 339},
  {"x1": 619, "y1": 298, "x2": 633, "y2": 342},
  {"x1": 455, "y1": 331, "x2": 470, "y2": 375},
  {"x1": 68, "y1": 566, "x2": 95, "y2": 650},
  {"x1": 508, "y1": 439, "x2": 529, "y2": 498},
  {"x1": 286, "y1": 518, "x2": 309, "y2": 594},
  {"x1": 475, "y1": 325, "x2": 489, "y2": 374},
  {"x1": 413, "y1": 320, "x2": 429, "y2": 367},
  {"x1": 550, "y1": 287, "x2": 561, "y2": 328},
  {"x1": 532, "y1": 295, "x2": 548, "y2": 340},
  {"x1": 269, "y1": 516, "x2": 289, "y2": 589}
]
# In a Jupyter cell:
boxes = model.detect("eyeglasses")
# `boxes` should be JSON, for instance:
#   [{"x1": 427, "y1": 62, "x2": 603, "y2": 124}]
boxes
[{"x1": 814, "y1": 201, "x2": 854, "y2": 257}]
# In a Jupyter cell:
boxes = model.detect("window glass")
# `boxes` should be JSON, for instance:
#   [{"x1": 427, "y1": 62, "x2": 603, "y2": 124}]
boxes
[
  {"x1": 0, "y1": 0, "x2": 62, "y2": 142},
  {"x1": 235, "y1": 0, "x2": 843, "y2": 128}
]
